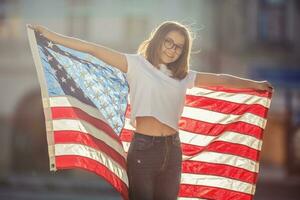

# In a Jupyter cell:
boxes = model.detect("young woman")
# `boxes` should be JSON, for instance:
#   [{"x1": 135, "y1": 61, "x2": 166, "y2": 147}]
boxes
[{"x1": 28, "y1": 21, "x2": 273, "y2": 200}]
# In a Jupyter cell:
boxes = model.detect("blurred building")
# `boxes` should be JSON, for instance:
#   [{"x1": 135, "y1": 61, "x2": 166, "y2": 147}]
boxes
[{"x1": 0, "y1": 0, "x2": 299, "y2": 195}]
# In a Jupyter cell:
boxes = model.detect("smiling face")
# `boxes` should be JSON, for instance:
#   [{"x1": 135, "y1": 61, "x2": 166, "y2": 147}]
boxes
[
  {"x1": 159, "y1": 30, "x2": 185, "y2": 65},
  {"x1": 137, "y1": 21, "x2": 192, "y2": 80}
]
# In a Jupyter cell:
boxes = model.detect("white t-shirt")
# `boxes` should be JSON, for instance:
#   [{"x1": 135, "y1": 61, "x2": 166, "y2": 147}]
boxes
[{"x1": 124, "y1": 53, "x2": 197, "y2": 131}]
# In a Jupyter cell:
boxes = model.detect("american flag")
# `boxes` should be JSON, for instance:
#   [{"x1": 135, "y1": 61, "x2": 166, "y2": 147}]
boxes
[{"x1": 27, "y1": 27, "x2": 272, "y2": 200}]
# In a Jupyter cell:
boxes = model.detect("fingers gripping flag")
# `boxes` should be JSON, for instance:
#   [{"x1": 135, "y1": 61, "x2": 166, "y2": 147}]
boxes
[{"x1": 27, "y1": 27, "x2": 273, "y2": 200}]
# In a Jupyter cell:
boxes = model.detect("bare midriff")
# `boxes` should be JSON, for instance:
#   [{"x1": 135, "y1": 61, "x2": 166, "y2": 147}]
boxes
[{"x1": 135, "y1": 116, "x2": 178, "y2": 136}]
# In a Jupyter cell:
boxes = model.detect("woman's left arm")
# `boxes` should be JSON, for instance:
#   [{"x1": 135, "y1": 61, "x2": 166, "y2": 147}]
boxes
[{"x1": 194, "y1": 72, "x2": 274, "y2": 92}]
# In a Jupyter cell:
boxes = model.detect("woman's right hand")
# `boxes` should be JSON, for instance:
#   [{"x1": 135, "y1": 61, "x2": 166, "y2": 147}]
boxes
[
  {"x1": 27, "y1": 23, "x2": 127, "y2": 73},
  {"x1": 26, "y1": 24, "x2": 49, "y2": 36}
]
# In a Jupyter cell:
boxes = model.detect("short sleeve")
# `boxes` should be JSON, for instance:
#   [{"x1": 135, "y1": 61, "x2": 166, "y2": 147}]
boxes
[
  {"x1": 124, "y1": 53, "x2": 141, "y2": 81},
  {"x1": 186, "y1": 70, "x2": 197, "y2": 89}
]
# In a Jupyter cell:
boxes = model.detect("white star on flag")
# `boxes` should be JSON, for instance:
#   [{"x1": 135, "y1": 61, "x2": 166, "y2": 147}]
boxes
[{"x1": 47, "y1": 41, "x2": 54, "y2": 48}]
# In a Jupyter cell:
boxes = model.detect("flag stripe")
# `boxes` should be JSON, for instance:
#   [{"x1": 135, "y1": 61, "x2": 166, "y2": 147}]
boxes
[
  {"x1": 121, "y1": 127, "x2": 262, "y2": 150},
  {"x1": 122, "y1": 141, "x2": 259, "y2": 163},
  {"x1": 49, "y1": 96, "x2": 121, "y2": 143},
  {"x1": 179, "y1": 117, "x2": 264, "y2": 139},
  {"x1": 178, "y1": 198, "x2": 207, "y2": 200},
  {"x1": 51, "y1": 119, "x2": 125, "y2": 158},
  {"x1": 54, "y1": 130, "x2": 126, "y2": 168},
  {"x1": 56, "y1": 155, "x2": 129, "y2": 200},
  {"x1": 125, "y1": 104, "x2": 267, "y2": 129},
  {"x1": 182, "y1": 160, "x2": 258, "y2": 184},
  {"x1": 124, "y1": 117, "x2": 264, "y2": 141},
  {"x1": 185, "y1": 95, "x2": 269, "y2": 117},
  {"x1": 183, "y1": 151, "x2": 259, "y2": 173},
  {"x1": 180, "y1": 173, "x2": 255, "y2": 195},
  {"x1": 121, "y1": 129, "x2": 261, "y2": 161},
  {"x1": 27, "y1": 28, "x2": 57, "y2": 170},
  {"x1": 179, "y1": 184, "x2": 253, "y2": 200},
  {"x1": 122, "y1": 139, "x2": 259, "y2": 173},
  {"x1": 182, "y1": 106, "x2": 267, "y2": 129},
  {"x1": 187, "y1": 86, "x2": 272, "y2": 98},
  {"x1": 181, "y1": 141, "x2": 260, "y2": 162},
  {"x1": 55, "y1": 143, "x2": 128, "y2": 185},
  {"x1": 119, "y1": 129, "x2": 135, "y2": 142},
  {"x1": 178, "y1": 130, "x2": 262, "y2": 151}
]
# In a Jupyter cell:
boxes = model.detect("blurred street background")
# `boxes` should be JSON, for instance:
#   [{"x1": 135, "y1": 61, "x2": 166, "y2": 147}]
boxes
[{"x1": 0, "y1": 0, "x2": 300, "y2": 199}]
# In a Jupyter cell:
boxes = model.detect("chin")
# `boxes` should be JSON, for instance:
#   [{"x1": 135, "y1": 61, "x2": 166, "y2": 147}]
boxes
[{"x1": 163, "y1": 57, "x2": 174, "y2": 64}]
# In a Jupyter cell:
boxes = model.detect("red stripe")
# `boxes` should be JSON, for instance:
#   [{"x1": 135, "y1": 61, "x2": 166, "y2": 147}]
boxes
[
  {"x1": 206, "y1": 141, "x2": 260, "y2": 161},
  {"x1": 120, "y1": 131, "x2": 260, "y2": 162},
  {"x1": 185, "y1": 95, "x2": 269, "y2": 118},
  {"x1": 179, "y1": 117, "x2": 264, "y2": 139},
  {"x1": 198, "y1": 85, "x2": 273, "y2": 98},
  {"x1": 54, "y1": 131, "x2": 126, "y2": 169},
  {"x1": 56, "y1": 155, "x2": 129, "y2": 200},
  {"x1": 180, "y1": 143, "x2": 204, "y2": 156},
  {"x1": 182, "y1": 160, "x2": 258, "y2": 184},
  {"x1": 51, "y1": 107, "x2": 121, "y2": 144},
  {"x1": 181, "y1": 141, "x2": 260, "y2": 161},
  {"x1": 179, "y1": 184, "x2": 253, "y2": 200},
  {"x1": 119, "y1": 129, "x2": 134, "y2": 142},
  {"x1": 121, "y1": 117, "x2": 264, "y2": 140},
  {"x1": 125, "y1": 105, "x2": 131, "y2": 118}
]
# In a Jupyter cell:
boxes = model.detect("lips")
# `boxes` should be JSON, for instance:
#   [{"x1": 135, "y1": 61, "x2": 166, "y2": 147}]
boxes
[{"x1": 164, "y1": 52, "x2": 174, "y2": 59}]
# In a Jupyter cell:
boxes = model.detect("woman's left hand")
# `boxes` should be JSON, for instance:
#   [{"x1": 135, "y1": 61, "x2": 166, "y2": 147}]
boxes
[{"x1": 255, "y1": 81, "x2": 274, "y2": 93}]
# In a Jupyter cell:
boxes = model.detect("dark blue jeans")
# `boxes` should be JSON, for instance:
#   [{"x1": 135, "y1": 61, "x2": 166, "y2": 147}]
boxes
[{"x1": 126, "y1": 131, "x2": 182, "y2": 200}]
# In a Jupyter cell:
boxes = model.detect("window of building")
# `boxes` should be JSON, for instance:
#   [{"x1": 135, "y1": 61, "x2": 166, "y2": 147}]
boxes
[{"x1": 258, "y1": 0, "x2": 287, "y2": 44}]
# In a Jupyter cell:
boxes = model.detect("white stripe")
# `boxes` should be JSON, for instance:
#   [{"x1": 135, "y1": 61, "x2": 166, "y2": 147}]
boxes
[
  {"x1": 183, "y1": 151, "x2": 259, "y2": 173},
  {"x1": 181, "y1": 173, "x2": 256, "y2": 195},
  {"x1": 55, "y1": 143, "x2": 128, "y2": 186},
  {"x1": 124, "y1": 118, "x2": 135, "y2": 130},
  {"x1": 126, "y1": 98, "x2": 267, "y2": 130},
  {"x1": 27, "y1": 27, "x2": 56, "y2": 170},
  {"x1": 122, "y1": 137, "x2": 259, "y2": 172},
  {"x1": 179, "y1": 130, "x2": 262, "y2": 151},
  {"x1": 182, "y1": 106, "x2": 267, "y2": 129},
  {"x1": 187, "y1": 87, "x2": 271, "y2": 108},
  {"x1": 52, "y1": 119, "x2": 126, "y2": 158},
  {"x1": 49, "y1": 96, "x2": 109, "y2": 125},
  {"x1": 215, "y1": 131, "x2": 262, "y2": 151},
  {"x1": 124, "y1": 119, "x2": 262, "y2": 151},
  {"x1": 124, "y1": 108, "x2": 267, "y2": 130},
  {"x1": 179, "y1": 129, "x2": 215, "y2": 146},
  {"x1": 122, "y1": 141, "x2": 130, "y2": 153},
  {"x1": 178, "y1": 198, "x2": 208, "y2": 200}
]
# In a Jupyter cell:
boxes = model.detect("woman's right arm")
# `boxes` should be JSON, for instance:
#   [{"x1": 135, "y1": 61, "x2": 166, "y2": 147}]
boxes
[{"x1": 28, "y1": 24, "x2": 128, "y2": 73}]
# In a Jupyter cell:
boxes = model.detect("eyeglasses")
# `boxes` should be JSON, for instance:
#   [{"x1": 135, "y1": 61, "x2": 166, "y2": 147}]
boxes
[{"x1": 163, "y1": 37, "x2": 184, "y2": 55}]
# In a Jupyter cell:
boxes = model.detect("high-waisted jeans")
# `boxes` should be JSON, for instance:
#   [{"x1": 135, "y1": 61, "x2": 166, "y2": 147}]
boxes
[{"x1": 126, "y1": 131, "x2": 182, "y2": 200}]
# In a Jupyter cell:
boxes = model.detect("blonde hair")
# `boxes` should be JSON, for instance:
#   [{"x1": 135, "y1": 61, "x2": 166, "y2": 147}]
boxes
[{"x1": 137, "y1": 21, "x2": 194, "y2": 80}]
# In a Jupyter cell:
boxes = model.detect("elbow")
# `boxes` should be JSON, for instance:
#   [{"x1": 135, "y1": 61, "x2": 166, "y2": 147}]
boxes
[{"x1": 218, "y1": 74, "x2": 231, "y2": 87}]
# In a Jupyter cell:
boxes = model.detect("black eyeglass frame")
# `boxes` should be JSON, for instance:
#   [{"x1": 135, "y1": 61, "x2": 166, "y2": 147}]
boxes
[{"x1": 163, "y1": 37, "x2": 184, "y2": 55}]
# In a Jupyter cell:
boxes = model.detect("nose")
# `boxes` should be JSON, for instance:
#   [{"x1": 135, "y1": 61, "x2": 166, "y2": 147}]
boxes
[
  {"x1": 170, "y1": 45, "x2": 177, "y2": 52},
  {"x1": 167, "y1": 46, "x2": 176, "y2": 54}
]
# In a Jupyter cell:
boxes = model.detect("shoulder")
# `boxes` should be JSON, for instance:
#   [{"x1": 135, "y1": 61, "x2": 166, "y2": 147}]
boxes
[
  {"x1": 184, "y1": 69, "x2": 198, "y2": 88},
  {"x1": 185, "y1": 69, "x2": 198, "y2": 80},
  {"x1": 124, "y1": 53, "x2": 144, "y2": 70},
  {"x1": 124, "y1": 53, "x2": 147, "y2": 77}
]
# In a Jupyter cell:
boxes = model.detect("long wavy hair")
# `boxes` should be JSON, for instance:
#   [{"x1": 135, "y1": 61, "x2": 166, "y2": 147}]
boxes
[{"x1": 137, "y1": 21, "x2": 194, "y2": 80}]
